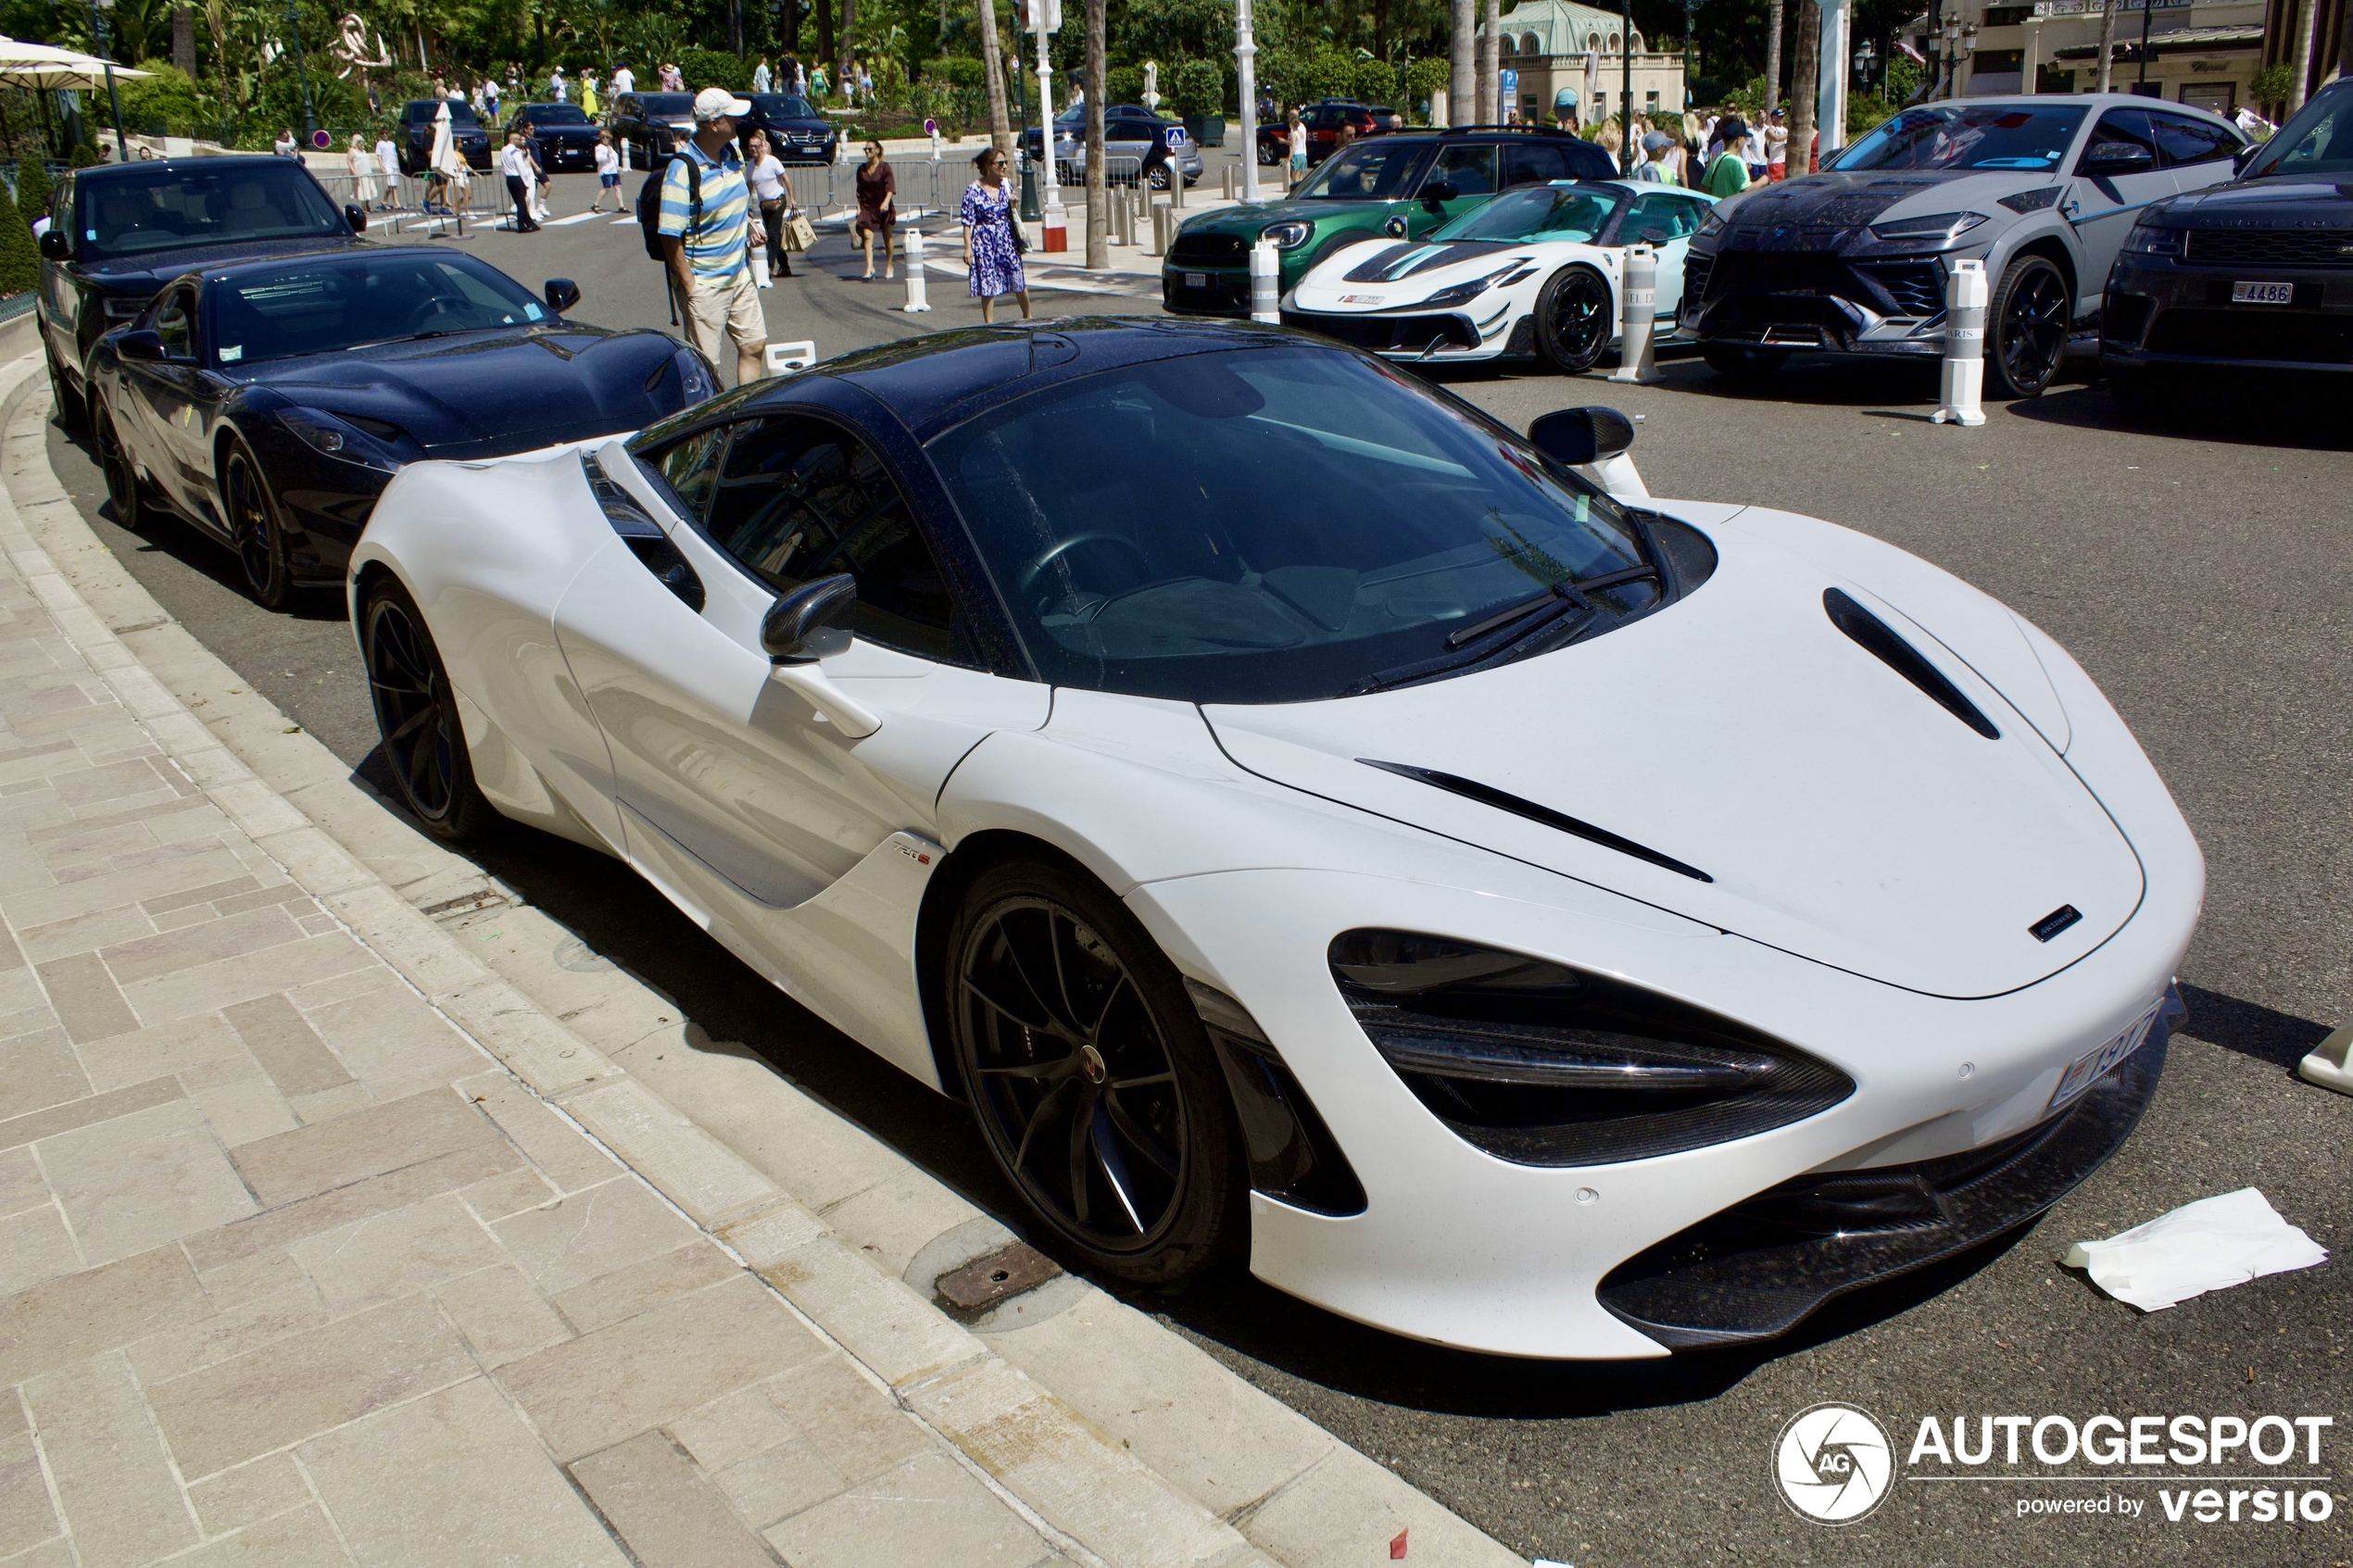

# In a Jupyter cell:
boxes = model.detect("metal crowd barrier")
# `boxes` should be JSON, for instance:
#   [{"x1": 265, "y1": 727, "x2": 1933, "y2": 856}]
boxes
[{"x1": 1051, "y1": 155, "x2": 1146, "y2": 187}]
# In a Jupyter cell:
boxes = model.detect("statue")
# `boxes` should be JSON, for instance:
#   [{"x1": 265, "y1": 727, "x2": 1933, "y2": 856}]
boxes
[
  {"x1": 1142, "y1": 61, "x2": 1159, "y2": 112},
  {"x1": 333, "y1": 14, "x2": 395, "y2": 78}
]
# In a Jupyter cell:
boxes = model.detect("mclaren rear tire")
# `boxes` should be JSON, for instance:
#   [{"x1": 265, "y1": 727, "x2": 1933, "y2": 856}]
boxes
[{"x1": 359, "y1": 575, "x2": 501, "y2": 845}]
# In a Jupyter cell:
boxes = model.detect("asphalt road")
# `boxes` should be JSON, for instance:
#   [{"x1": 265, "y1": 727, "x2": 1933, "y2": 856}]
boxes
[{"x1": 31, "y1": 184, "x2": 2353, "y2": 1567}]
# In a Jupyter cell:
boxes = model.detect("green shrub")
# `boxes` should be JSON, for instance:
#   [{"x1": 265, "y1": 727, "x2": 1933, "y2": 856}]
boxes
[
  {"x1": 1106, "y1": 64, "x2": 1142, "y2": 106},
  {"x1": 119, "y1": 60, "x2": 207, "y2": 137},
  {"x1": 925, "y1": 56, "x2": 987, "y2": 90},
  {"x1": 678, "y1": 49, "x2": 751, "y2": 94},
  {"x1": 2248, "y1": 63, "x2": 2293, "y2": 109},
  {"x1": 1169, "y1": 58, "x2": 1222, "y2": 116},
  {"x1": 1350, "y1": 59, "x2": 1397, "y2": 107},
  {"x1": 1404, "y1": 56, "x2": 1448, "y2": 119},
  {"x1": 68, "y1": 144, "x2": 98, "y2": 169},
  {"x1": 0, "y1": 180, "x2": 32, "y2": 295},
  {"x1": 15, "y1": 160, "x2": 51, "y2": 224}
]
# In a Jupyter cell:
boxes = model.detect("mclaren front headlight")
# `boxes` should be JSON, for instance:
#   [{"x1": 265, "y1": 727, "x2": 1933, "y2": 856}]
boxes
[{"x1": 1330, "y1": 932, "x2": 1853, "y2": 1166}]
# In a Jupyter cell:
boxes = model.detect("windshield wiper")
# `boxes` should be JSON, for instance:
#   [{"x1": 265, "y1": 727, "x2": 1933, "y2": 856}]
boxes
[
  {"x1": 1442, "y1": 564, "x2": 1657, "y2": 648},
  {"x1": 1351, "y1": 562, "x2": 1663, "y2": 696}
]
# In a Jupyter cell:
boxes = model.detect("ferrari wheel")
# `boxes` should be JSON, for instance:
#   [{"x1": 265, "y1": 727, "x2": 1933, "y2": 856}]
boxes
[
  {"x1": 950, "y1": 859, "x2": 1244, "y2": 1285},
  {"x1": 1533, "y1": 266, "x2": 1613, "y2": 375},
  {"x1": 1986, "y1": 255, "x2": 2070, "y2": 400},
  {"x1": 93, "y1": 400, "x2": 143, "y2": 533},
  {"x1": 46, "y1": 348, "x2": 85, "y2": 433},
  {"x1": 223, "y1": 442, "x2": 294, "y2": 610},
  {"x1": 1701, "y1": 343, "x2": 1792, "y2": 384},
  {"x1": 360, "y1": 578, "x2": 498, "y2": 843}
]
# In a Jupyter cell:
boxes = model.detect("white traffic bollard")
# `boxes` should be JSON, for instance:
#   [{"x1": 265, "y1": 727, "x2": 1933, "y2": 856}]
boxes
[
  {"x1": 1932, "y1": 257, "x2": 1989, "y2": 427},
  {"x1": 1608, "y1": 242, "x2": 1660, "y2": 385},
  {"x1": 1249, "y1": 238, "x2": 1280, "y2": 324},
  {"x1": 620, "y1": 138, "x2": 630, "y2": 174},
  {"x1": 901, "y1": 226, "x2": 931, "y2": 312},
  {"x1": 749, "y1": 238, "x2": 771, "y2": 289},
  {"x1": 764, "y1": 340, "x2": 817, "y2": 375},
  {"x1": 1148, "y1": 201, "x2": 1170, "y2": 257}
]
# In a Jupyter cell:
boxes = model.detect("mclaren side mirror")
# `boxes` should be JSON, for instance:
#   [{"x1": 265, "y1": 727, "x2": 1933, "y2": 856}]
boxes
[
  {"x1": 761, "y1": 572, "x2": 857, "y2": 664},
  {"x1": 114, "y1": 329, "x2": 166, "y2": 362},
  {"x1": 345, "y1": 202, "x2": 368, "y2": 233},
  {"x1": 545, "y1": 277, "x2": 581, "y2": 314},
  {"x1": 1529, "y1": 406, "x2": 1637, "y2": 467},
  {"x1": 1420, "y1": 178, "x2": 1459, "y2": 212},
  {"x1": 2079, "y1": 142, "x2": 2155, "y2": 178},
  {"x1": 38, "y1": 230, "x2": 67, "y2": 260}
]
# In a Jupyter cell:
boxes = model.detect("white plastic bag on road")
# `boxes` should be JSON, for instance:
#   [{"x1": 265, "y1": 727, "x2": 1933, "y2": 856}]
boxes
[{"x1": 2064, "y1": 1188, "x2": 2327, "y2": 1311}]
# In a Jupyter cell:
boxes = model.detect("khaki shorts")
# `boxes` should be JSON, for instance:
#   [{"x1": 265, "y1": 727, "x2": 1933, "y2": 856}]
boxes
[{"x1": 680, "y1": 267, "x2": 765, "y2": 366}]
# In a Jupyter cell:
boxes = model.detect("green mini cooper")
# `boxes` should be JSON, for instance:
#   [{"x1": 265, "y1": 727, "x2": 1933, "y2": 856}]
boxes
[{"x1": 1164, "y1": 127, "x2": 1620, "y2": 316}]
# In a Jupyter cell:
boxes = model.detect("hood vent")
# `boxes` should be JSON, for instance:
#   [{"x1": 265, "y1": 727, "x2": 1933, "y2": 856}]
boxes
[
  {"x1": 1358, "y1": 760, "x2": 1713, "y2": 883},
  {"x1": 1822, "y1": 588, "x2": 2000, "y2": 740}
]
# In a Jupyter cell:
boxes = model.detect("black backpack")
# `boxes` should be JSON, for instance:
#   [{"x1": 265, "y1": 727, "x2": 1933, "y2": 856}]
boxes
[{"x1": 636, "y1": 151, "x2": 699, "y2": 261}]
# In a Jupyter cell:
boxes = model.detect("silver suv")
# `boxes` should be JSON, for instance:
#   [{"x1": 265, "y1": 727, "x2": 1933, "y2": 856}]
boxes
[{"x1": 1680, "y1": 94, "x2": 2246, "y2": 396}]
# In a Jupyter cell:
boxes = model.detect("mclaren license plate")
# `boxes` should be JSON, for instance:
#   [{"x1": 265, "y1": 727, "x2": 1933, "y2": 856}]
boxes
[
  {"x1": 2049, "y1": 1001, "x2": 2162, "y2": 1111},
  {"x1": 2231, "y1": 281, "x2": 2294, "y2": 305}
]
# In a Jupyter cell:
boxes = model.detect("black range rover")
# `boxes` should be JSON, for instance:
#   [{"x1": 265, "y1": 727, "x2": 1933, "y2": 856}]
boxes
[{"x1": 2102, "y1": 78, "x2": 2353, "y2": 408}]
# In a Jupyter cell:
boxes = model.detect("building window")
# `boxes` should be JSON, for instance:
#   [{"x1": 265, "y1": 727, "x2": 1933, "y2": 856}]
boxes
[
  {"x1": 1646, "y1": 90, "x2": 1661, "y2": 112},
  {"x1": 1522, "y1": 32, "x2": 1542, "y2": 55}
]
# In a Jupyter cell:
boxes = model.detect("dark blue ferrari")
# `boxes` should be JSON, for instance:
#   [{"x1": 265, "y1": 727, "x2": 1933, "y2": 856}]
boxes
[{"x1": 86, "y1": 246, "x2": 719, "y2": 608}]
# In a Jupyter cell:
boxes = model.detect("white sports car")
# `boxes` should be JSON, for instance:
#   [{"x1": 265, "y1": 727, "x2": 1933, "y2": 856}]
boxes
[
  {"x1": 1283, "y1": 179, "x2": 1716, "y2": 374},
  {"x1": 350, "y1": 320, "x2": 2200, "y2": 1359}
]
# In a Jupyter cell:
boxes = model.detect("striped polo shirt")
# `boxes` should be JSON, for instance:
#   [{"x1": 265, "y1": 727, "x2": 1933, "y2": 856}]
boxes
[{"x1": 658, "y1": 139, "x2": 750, "y2": 282}]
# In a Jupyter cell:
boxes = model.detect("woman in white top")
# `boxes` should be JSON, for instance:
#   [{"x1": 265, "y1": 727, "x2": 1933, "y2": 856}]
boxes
[
  {"x1": 745, "y1": 130, "x2": 797, "y2": 284},
  {"x1": 346, "y1": 135, "x2": 379, "y2": 205},
  {"x1": 1286, "y1": 107, "x2": 1306, "y2": 189},
  {"x1": 590, "y1": 130, "x2": 623, "y2": 213}
]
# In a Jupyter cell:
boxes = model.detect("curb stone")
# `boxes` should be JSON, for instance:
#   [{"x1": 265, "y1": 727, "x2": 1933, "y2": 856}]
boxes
[{"x1": 0, "y1": 356, "x2": 1528, "y2": 1567}]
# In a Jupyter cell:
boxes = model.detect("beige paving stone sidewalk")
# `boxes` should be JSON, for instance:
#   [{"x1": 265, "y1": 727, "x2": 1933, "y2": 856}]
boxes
[{"x1": 0, "y1": 500, "x2": 1093, "y2": 1565}]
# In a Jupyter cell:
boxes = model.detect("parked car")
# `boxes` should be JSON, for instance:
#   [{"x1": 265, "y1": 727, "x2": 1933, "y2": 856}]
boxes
[
  {"x1": 506, "y1": 103, "x2": 600, "y2": 172},
  {"x1": 1167, "y1": 126, "x2": 1617, "y2": 316},
  {"x1": 36, "y1": 157, "x2": 369, "y2": 434},
  {"x1": 611, "y1": 92, "x2": 700, "y2": 165},
  {"x1": 1680, "y1": 94, "x2": 2247, "y2": 397},
  {"x1": 1285, "y1": 180, "x2": 1716, "y2": 372},
  {"x1": 1256, "y1": 102, "x2": 1380, "y2": 166},
  {"x1": 1364, "y1": 105, "x2": 1407, "y2": 134},
  {"x1": 346, "y1": 320, "x2": 2199, "y2": 1357},
  {"x1": 2101, "y1": 77, "x2": 2353, "y2": 412},
  {"x1": 1018, "y1": 103, "x2": 1157, "y2": 163},
  {"x1": 397, "y1": 97, "x2": 493, "y2": 175},
  {"x1": 740, "y1": 94, "x2": 839, "y2": 165},
  {"x1": 1050, "y1": 112, "x2": 1203, "y2": 187},
  {"x1": 83, "y1": 246, "x2": 713, "y2": 608}
]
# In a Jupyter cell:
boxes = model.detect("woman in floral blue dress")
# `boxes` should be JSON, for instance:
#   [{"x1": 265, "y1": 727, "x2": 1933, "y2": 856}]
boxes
[{"x1": 960, "y1": 147, "x2": 1032, "y2": 323}]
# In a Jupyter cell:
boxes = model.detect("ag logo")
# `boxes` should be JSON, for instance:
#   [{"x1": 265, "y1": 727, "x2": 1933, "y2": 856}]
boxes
[{"x1": 1773, "y1": 1402, "x2": 1894, "y2": 1525}]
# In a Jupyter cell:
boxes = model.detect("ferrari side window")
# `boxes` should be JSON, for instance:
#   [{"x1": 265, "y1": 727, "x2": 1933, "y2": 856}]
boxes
[
  {"x1": 150, "y1": 287, "x2": 195, "y2": 358},
  {"x1": 704, "y1": 418, "x2": 959, "y2": 663},
  {"x1": 1625, "y1": 193, "x2": 1701, "y2": 242},
  {"x1": 655, "y1": 425, "x2": 727, "y2": 524}
]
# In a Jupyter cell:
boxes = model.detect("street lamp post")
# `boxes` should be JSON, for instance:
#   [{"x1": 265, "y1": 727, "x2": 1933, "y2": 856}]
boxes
[
  {"x1": 85, "y1": 0, "x2": 127, "y2": 161},
  {"x1": 283, "y1": 0, "x2": 319, "y2": 144},
  {"x1": 1235, "y1": 0, "x2": 1261, "y2": 203},
  {"x1": 1619, "y1": 0, "x2": 1633, "y2": 175},
  {"x1": 2135, "y1": 0, "x2": 2155, "y2": 88}
]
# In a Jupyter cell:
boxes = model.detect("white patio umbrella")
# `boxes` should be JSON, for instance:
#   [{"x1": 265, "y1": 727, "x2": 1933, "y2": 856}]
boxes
[
  {"x1": 0, "y1": 36, "x2": 152, "y2": 90},
  {"x1": 1581, "y1": 49, "x2": 1599, "y2": 124}
]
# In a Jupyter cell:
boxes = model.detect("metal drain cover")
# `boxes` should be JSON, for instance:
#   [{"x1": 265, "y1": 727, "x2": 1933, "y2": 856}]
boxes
[{"x1": 935, "y1": 1242, "x2": 1062, "y2": 1315}]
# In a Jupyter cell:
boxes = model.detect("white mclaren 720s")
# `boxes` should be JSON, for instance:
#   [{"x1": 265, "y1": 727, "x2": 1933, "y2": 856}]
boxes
[{"x1": 349, "y1": 318, "x2": 2201, "y2": 1360}]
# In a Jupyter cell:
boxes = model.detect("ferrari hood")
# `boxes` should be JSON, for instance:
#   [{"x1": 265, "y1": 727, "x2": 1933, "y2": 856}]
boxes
[
  {"x1": 1202, "y1": 512, "x2": 2145, "y2": 1000},
  {"x1": 253, "y1": 327, "x2": 683, "y2": 459}
]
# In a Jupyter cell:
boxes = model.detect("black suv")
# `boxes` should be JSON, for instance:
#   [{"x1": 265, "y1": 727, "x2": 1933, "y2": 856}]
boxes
[
  {"x1": 2102, "y1": 78, "x2": 2353, "y2": 408},
  {"x1": 398, "y1": 98, "x2": 492, "y2": 174},
  {"x1": 611, "y1": 93, "x2": 699, "y2": 167},
  {"x1": 36, "y1": 157, "x2": 368, "y2": 430},
  {"x1": 740, "y1": 94, "x2": 838, "y2": 165},
  {"x1": 507, "y1": 103, "x2": 600, "y2": 172},
  {"x1": 1165, "y1": 126, "x2": 1617, "y2": 316}
]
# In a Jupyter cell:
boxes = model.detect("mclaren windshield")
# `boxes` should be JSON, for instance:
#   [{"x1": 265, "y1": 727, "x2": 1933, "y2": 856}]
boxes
[
  {"x1": 1436, "y1": 182, "x2": 1625, "y2": 242},
  {"x1": 1828, "y1": 105, "x2": 2089, "y2": 172},
  {"x1": 930, "y1": 346, "x2": 1660, "y2": 704}
]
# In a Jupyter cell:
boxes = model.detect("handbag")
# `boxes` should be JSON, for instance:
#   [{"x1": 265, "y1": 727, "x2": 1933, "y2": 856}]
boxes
[
  {"x1": 1010, "y1": 212, "x2": 1029, "y2": 254},
  {"x1": 784, "y1": 212, "x2": 816, "y2": 252}
]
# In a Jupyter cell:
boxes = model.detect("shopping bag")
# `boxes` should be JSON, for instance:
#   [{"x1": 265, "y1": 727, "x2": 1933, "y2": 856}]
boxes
[{"x1": 784, "y1": 212, "x2": 817, "y2": 252}]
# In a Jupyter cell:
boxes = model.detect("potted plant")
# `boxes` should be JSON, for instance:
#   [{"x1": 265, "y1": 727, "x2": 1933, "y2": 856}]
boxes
[{"x1": 1172, "y1": 59, "x2": 1224, "y2": 147}]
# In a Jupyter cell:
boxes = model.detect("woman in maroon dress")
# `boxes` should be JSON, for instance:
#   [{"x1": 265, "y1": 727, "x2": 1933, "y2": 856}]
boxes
[{"x1": 853, "y1": 142, "x2": 897, "y2": 282}]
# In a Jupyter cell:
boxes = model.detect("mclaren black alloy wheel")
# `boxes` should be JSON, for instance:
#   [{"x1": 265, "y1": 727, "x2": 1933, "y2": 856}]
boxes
[
  {"x1": 222, "y1": 443, "x2": 295, "y2": 610},
  {"x1": 360, "y1": 579, "x2": 498, "y2": 844},
  {"x1": 1534, "y1": 266, "x2": 1613, "y2": 374},
  {"x1": 93, "y1": 400, "x2": 143, "y2": 533},
  {"x1": 950, "y1": 859, "x2": 1244, "y2": 1285},
  {"x1": 1987, "y1": 255, "x2": 2070, "y2": 400},
  {"x1": 1701, "y1": 342, "x2": 1792, "y2": 383}
]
